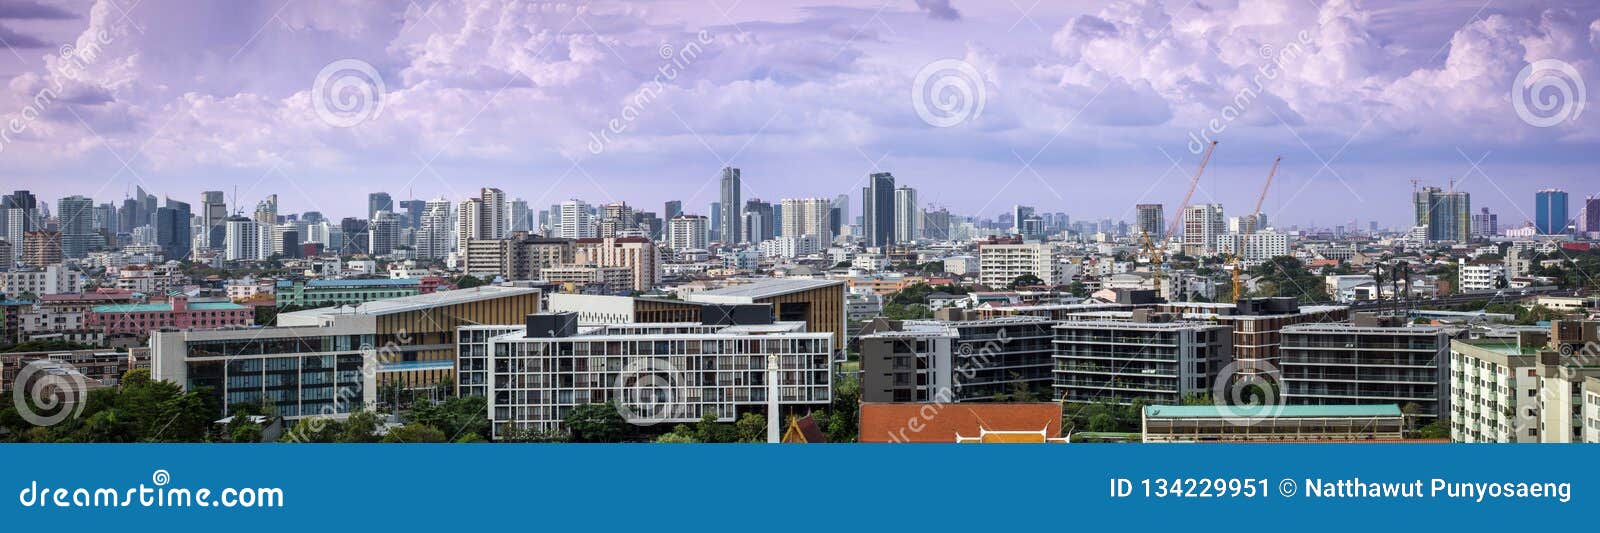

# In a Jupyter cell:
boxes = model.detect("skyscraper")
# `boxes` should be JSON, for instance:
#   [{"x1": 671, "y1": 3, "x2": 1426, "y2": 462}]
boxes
[
  {"x1": 199, "y1": 191, "x2": 227, "y2": 250},
  {"x1": 667, "y1": 215, "x2": 708, "y2": 251},
  {"x1": 1535, "y1": 189, "x2": 1569, "y2": 235},
  {"x1": 894, "y1": 187, "x2": 919, "y2": 243},
  {"x1": 709, "y1": 202, "x2": 721, "y2": 242},
  {"x1": 1472, "y1": 207, "x2": 1498, "y2": 238},
  {"x1": 369, "y1": 211, "x2": 401, "y2": 256},
  {"x1": 1136, "y1": 203, "x2": 1165, "y2": 240},
  {"x1": 4, "y1": 191, "x2": 39, "y2": 259},
  {"x1": 1182, "y1": 203, "x2": 1225, "y2": 257},
  {"x1": 1012, "y1": 205, "x2": 1035, "y2": 235},
  {"x1": 1583, "y1": 195, "x2": 1599, "y2": 234},
  {"x1": 399, "y1": 199, "x2": 426, "y2": 230},
  {"x1": 368, "y1": 192, "x2": 393, "y2": 220},
  {"x1": 556, "y1": 200, "x2": 595, "y2": 239},
  {"x1": 57, "y1": 195, "x2": 96, "y2": 259},
  {"x1": 719, "y1": 167, "x2": 741, "y2": 245},
  {"x1": 416, "y1": 198, "x2": 454, "y2": 260},
  {"x1": 664, "y1": 200, "x2": 682, "y2": 223},
  {"x1": 254, "y1": 194, "x2": 278, "y2": 224},
  {"x1": 743, "y1": 199, "x2": 774, "y2": 243},
  {"x1": 510, "y1": 199, "x2": 531, "y2": 232},
  {"x1": 156, "y1": 198, "x2": 192, "y2": 260},
  {"x1": 480, "y1": 187, "x2": 509, "y2": 240},
  {"x1": 862, "y1": 172, "x2": 895, "y2": 247},
  {"x1": 779, "y1": 198, "x2": 832, "y2": 241},
  {"x1": 1412, "y1": 186, "x2": 1470, "y2": 242}
]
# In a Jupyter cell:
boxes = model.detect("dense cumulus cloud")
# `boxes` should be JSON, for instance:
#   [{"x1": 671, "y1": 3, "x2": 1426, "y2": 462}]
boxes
[{"x1": 0, "y1": 0, "x2": 1595, "y2": 225}]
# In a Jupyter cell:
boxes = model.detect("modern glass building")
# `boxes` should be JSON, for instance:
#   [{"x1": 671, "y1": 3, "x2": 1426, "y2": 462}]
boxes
[{"x1": 1536, "y1": 188, "x2": 1569, "y2": 235}]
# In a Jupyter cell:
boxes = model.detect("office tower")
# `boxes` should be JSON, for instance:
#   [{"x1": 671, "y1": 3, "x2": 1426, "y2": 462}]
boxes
[
  {"x1": 743, "y1": 199, "x2": 774, "y2": 243},
  {"x1": 413, "y1": 198, "x2": 454, "y2": 260},
  {"x1": 155, "y1": 198, "x2": 192, "y2": 260},
  {"x1": 254, "y1": 194, "x2": 278, "y2": 224},
  {"x1": 663, "y1": 200, "x2": 682, "y2": 223},
  {"x1": 510, "y1": 199, "x2": 531, "y2": 232},
  {"x1": 137, "y1": 186, "x2": 156, "y2": 226},
  {"x1": 1536, "y1": 189, "x2": 1569, "y2": 234},
  {"x1": 1584, "y1": 196, "x2": 1600, "y2": 233},
  {"x1": 398, "y1": 199, "x2": 425, "y2": 230},
  {"x1": 832, "y1": 194, "x2": 850, "y2": 236},
  {"x1": 923, "y1": 207, "x2": 951, "y2": 240},
  {"x1": 598, "y1": 202, "x2": 636, "y2": 238},
  {"x1": 894, "y1": 187, "x2": 919, "y2": 242},
  {"x1": 862, "y1": 172, "x2": 895, "y2": 247},
  {"x1": 200, "y1": 191, "x2": 227, "y2": 249},
  {"x1": 5, "y1": 191, "x2": 39, "y2": 259},
  {"x1": 719, "y1": 167, "x2": 741, "y2": 245},
  {"x1": 709, "y1": 201, "x2": 721, "y2": 242},
  {"x1": 1412, "y1": 186, "x2": 1470, "y2": 241},
  {"x1": 56, "y1": 195, "x2": 95, "y2": 259},
  {"x1": 779, "y1": 198, "x2": 832, "y2": 242},
  {"x1": 274, "y1": 224, "x2": 302, "y2": 259},
  {"x1": 93, "y1": 202, "x2": 118, "y2": 237},
  {"x1": 771, "y1": 203, "x2": 783, "y2": 236},
  {"x1": 667, "y1": 215, "x2": 708, "y2": 251},
  {"x1": 1012, "y1": 205, "x2": 1034, "y2": 235},
  {"x1": 555, "y1": 200, "x2": 595, "y2": 239},
  {"x1": 368, "y1": 211, "x2": 401, "y2": 256},
  {"x1": 340, "y1": 217, "x2": 369, "y2": 254},
  {"x1": 368, "y1": 192, "x2": 393, "y2": 220},
  {"x1": 1472, "y1": 207, "x2": 1498, "y2": 238},
  {"x1": 1181, "y1": 203, "x2": 1225, "y2": 256},
  {"x1": 1136, "y1": 203, "x2": 1164, "y2": 240}
]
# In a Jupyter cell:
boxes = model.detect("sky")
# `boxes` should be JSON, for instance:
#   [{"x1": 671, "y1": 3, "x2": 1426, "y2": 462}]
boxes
[{"x1": 0, "y1": 0, "x2": 1597, "y2": 229}]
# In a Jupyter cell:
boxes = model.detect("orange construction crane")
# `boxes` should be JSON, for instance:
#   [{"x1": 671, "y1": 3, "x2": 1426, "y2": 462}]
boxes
[
  {"x1": 1232, "y1": 156, "x2": 1280, "y2": 302},
  {"x1": 1155, "y1": 140, "x2": 1218, "y2": 297}
]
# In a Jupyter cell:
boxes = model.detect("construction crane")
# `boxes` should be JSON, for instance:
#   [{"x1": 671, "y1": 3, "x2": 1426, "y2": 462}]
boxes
[
  {"x1": 1232, "y1": 156, "x2": 1280, "y2": 302},
  {"x1": 1153, "y1": 140, "x2": 1218, "y2": 297}
]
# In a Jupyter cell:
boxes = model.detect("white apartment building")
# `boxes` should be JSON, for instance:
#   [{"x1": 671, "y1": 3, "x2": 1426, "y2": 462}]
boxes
[
  {"x1": 0, "y1": 265, "x2": 85, "y2": 296},
  {"x1": 758, "y1": 234, "x2": 824, "y2": 259},
  {"x1": 1182, "y1": 203, "x2": 1226, "y2": 257},
  {"x1": 1449, "y1": 338, "x2": 1541, "y2": 442},
  {"x1": 779, "y1": 198, "x2": 832, "y2": 242},
  {"x1": 555, "y1": 200, "x2": 596, "y2": 240},
  {"x1": 1457, "y1": 258, "x2": 1507, "y2": 292},
  {"x1": 942, "y1": 255, "x2": 977, "y2": 276},
  {"x1": 667, "y1": 215, "x2": 708, "y2": 251},
  {"x1": 978, "y1": 242, "x2": 1060, "y2": 287},
  {"x1": 224, "y1": 218, "x2": 272, "y2": 261},
  {"x1": 1215, "y1": 230, "x2": 1289, "y2": 264},
  {"x1": 415, "y1": 198, "x2": 455, "y2": 260},
  {"x1": 475, "y1": 314, "x2": 832, "y2": 438}
]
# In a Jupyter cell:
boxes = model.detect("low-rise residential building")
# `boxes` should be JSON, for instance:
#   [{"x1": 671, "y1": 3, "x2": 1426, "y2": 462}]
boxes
[
  {"x1": 0, "y1": 265, "x2": 85, "y2": 297},
  {"x1": 479, "y1": 311, "x2": 832, "y2": 438},
  {"x1": 274, "y1": 278, "x2": 422, "y2": 307},
  {"x1": 1157, "y1": 298, "x2": 1348, "y2": 381},
  {"x1": 1141, "y1": 404, "x2": 1406, "y2": 442},
  {"x1": 87, "y1": 295, "x2": 254, "y2": 338},
  {"x1": 858, "y1": 316, "x2": 1057, "y2": 403},
  {"x1": 1052, "y1": 312, "x2": 1233, "y2": 405},
  {"x1": 1280, "y1": 317, "x2": 1450, "y2": 419},
  {"x1": 1457, "y1": 258, "x2": 1506, "y2": 292}
]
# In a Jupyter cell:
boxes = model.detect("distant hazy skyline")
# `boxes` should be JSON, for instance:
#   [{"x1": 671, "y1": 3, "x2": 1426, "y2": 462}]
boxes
[{"x1": 1, "y1": 0, "x2": 1596, "y2": 228}]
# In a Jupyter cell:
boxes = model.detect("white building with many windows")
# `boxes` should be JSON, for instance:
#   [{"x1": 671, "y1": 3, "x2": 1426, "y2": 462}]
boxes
[{"x1": 978, "y1": 242, "x2": 1060, "y2": 287}]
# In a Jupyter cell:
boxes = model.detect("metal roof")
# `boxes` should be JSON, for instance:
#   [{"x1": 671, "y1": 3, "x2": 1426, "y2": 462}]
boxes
[
  {"x1": 278, "y1": 286, "x2": 539, "y2": 318},
  {"x1": 690, "y1": 278, "x2": 843, "y2": 300}
]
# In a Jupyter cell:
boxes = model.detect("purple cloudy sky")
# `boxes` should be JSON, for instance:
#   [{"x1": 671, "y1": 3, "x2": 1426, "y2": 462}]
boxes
[{"x1": 0, "y1": 0, "x2": 1596, "y2": 228}]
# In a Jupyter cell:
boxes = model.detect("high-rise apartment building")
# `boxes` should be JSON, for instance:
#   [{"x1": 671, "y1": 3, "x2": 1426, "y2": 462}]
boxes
[
  {"x1": 253, "y1": 194, "x2": 278, "y2": 224},
  {"x1": 719, "y1": 167, "x2": 741, "y2": 245},
  {"x1": 415, "y1": 198, "x2": 454, "y2": 260},
  {"x1": 894, "y1": 187, "x2": 919, "y2": 243},
  {"x1": 1135, "y1": 203, "x2": 1164, "y2": 240},
  {"x1": 667, "y1": 215, "x2": 708, "y2": 251},
  {"x1": 4, "y1": 191, "x2": 38, "y2": 260},
  {"x1": 1412, "y1": 186, "x2": 1470, "y2": 241},
  {"x1": 1535, "y1": 188, "x2": 1569, "y2": 235},
  {"x1": 742, "y1": 199, "x2": 773, "y2": 243},
  {"x1": 1181, "y1": 203, "x2": 1225, "y2": 256},
  {"x1": 779, "y1": 198, "x2": 832, "y2": 242},
  {"x1": 1472, "y1": 207, "x2": 1498, "y2": 238},
  {"x1": 978, "y1": 242, "x2": 1060, "y2": 287},
  {"x1": 554, "y1": 200, "x2": 595, "y2": 239},
  {"x1": 573, "y1": 237, "x2": 661, "y2": 291},
  {"x1": 1582, "y1": 196, "x2": 1600, "y2": 233},
  {"x1": 368, "y1": 211, "x2": 402, "y2": 256},
  {"x1": 155, "y1": 198, "x2": 192, "y2": 260},
  {"x1": 200, "y1": 191, "x2": 227, "y2": 250}
]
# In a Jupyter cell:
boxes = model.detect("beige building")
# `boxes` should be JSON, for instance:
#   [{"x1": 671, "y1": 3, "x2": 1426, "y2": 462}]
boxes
[
  {"x1": 977, "y1": 242, "x2": 1060, "y2": 287},
  {"x1": 573, "y1": 237, "x2": 661, "y2": 292}
]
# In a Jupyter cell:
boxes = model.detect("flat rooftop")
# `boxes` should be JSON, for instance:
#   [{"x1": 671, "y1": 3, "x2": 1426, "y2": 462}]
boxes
[
  {"x1": 278, "y1": 285, "x2": 539, "y2": 318},
  {"x1": 689, "y1": 278, "x2": 844, "y2": 300},
  {"x1": 1143, "y1": 404, "x2": 1402, "y2": 419}
]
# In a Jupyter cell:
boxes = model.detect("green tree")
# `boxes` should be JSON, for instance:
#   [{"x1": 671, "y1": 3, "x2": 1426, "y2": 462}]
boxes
[
  {"x1": 339, "y1": 409, "x2": 381, "y2": 443},
  {"x1": 453, "y1": 275, "x2": 487, "y2": 289},
  {"x1": 563, "y1": 403, "x2": 630, "y2": 442},
  {"x1": 382, "y1": 423, "x2": 447, "y2": 443},
  {"x1": 734, "y1": 413, "x2": 768, "y2": 443},
  {"x1": 1008, "y1": 274, "x2": 1044, "y2": 289},
  {"x1": 230, "y1": 423, "x2": 264, "y2": 443}
]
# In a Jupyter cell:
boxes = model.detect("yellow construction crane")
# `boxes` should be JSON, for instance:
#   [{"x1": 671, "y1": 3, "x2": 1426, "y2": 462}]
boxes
[
  {"x1": 1231, "y1": 156, "x2": 1280, "y2": 302},
  {"x1": 1156, "y1": 141, "x2": 1218, "y2": 298}
]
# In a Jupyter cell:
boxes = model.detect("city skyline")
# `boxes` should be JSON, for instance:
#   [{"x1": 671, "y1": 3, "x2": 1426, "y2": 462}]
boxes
[{"x1": 0, "y1": 1, "x2": 1595, "y2": 226}]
